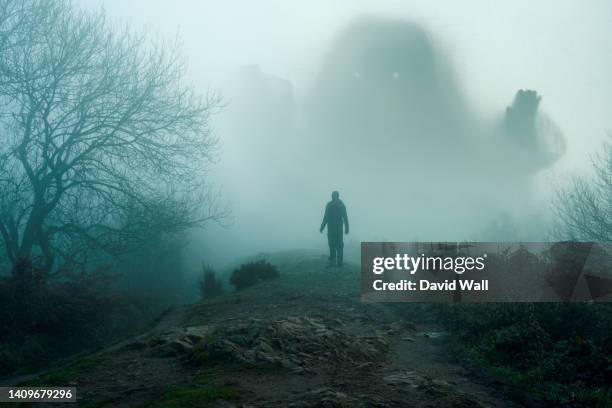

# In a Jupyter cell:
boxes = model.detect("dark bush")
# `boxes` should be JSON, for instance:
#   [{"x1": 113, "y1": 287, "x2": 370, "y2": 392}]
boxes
[
  {"x1": 436, "y1": 303, "x2": 612, "y2": 407},
  {"x1": 230, "y1": 260, "x2": 279, "y2": 291},
  {"x1": 199, "y1": 265, "x2": 224, "y2": 299},
  {"x1": 0, "y1": 263, "x2": 153, "y2": 377}
]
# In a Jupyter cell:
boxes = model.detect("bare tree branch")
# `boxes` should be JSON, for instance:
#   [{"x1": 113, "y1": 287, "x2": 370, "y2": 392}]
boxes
[
  {"x1": 0, "y1": 0, "x2": 225, "y2": 273},
  {"x1": 553, "y1": 134, "x2": 612, "y2": 242}
]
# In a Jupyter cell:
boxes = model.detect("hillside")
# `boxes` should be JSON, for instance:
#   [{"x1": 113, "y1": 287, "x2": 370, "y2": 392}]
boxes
[{"x1": 12, "y1": 252, "x2": 528, "y2": 407}]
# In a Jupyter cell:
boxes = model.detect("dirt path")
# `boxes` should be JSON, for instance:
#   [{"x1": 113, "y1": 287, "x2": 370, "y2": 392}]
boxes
[
  {"x1": 389, "y1": 326, "x2": 527, "y2": 408},
  {"x1": 16, "y1": 252, "x2": 532, "y2": 407}
]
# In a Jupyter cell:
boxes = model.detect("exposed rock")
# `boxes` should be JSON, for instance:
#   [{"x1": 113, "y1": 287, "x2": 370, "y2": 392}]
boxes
[
  {"x1": 189, "y1": 316, "x2": 389, "y2": 373},
  {"x1": 286, "y1": 387, "x2": 356, "y2": 408},
  {"x1": 146, "y1": 326, "x2": 213, "y2": 357},
  {"x1": 384, "y1": 370, "x2": 426, "y2": 388}
]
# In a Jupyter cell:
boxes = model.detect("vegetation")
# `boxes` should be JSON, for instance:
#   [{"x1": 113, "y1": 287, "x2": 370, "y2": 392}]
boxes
[
  {"x1": 199, "y1": 264, "x2": 224, "y2": 299},
  {"x1": 150, "y1": 370, "x2": 240, "y2": 408},
  {"x1": 430, "y1": 138, "x2": 612, "y2": 407},
  {"x1": 0, "y1": 3, "x2": 609, "y2": 406},
  {"x1": 19, "y1": 355, "x2": 106, "y2": 387},
  {"x1": 0, "y1": 270, "x2": 152, "y2": 376},
  {"x1": 0, "y1": 0, "x2": 224, "y2": 378},
  {"x1": 433, "y1": 138, "x2": 612, "y2": 407},
  {"x1": 150, "y1": 385, "x2": 240, "y2": 408},
  {"x1": 553, "y1": 135, "x2": 612, "y2": 241},
  {"x1": 0, "y1": 0, "x2": 225, "y2": 276},
  {"x1": 230, "y1": 260, "x2": 279, "y2": 291},
  {"x1": 437, "y1": 304, "x2": 612, "y2": 407}
]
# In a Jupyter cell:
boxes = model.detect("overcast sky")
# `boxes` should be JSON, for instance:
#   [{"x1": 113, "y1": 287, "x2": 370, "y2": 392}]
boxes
[
  {"x1": 83, "y1": 0, "x2": 611, "y2": 170},
  {"x1": 77, "y1": 1, "x2": 612, "y2": 266}
]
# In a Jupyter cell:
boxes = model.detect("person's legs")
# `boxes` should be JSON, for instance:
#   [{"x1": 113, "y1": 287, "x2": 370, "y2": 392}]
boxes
[
  {"x1": 336, "y1": 238, "x2": 344, "y2": 267},
  {"x1": 327, "y1": 234, "x2": 336, "y2": 266}
]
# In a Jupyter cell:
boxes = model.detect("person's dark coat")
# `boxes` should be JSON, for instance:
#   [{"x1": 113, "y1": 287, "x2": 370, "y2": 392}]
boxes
[{"x1": 320, "y1": 199, "x2": 349, "y2": 236}]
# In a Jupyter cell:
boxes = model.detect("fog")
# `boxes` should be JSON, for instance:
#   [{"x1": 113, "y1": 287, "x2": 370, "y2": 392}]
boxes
[{"x1": 84, "y1": 0, "x2": 612, "y2": 268}]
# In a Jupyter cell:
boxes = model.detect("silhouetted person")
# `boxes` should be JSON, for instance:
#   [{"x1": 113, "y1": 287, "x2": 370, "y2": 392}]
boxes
[{"x1": 320, "y1": 191, "x2": 349, "y2": 267}]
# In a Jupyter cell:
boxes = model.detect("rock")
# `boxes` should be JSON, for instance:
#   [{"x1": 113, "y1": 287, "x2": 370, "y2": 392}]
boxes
[
  {"x1": 186, "y1": 315, "x2": 388, "y2": 372},
  {"x1": 228, "y1": 334, "x2": 251, "y2": 346},
  {"x1": 386, "y1": 321, "x2": 404, "y2": 334},
  {"x1": 383, "y1": 371, "x2": 425, "y2": 388},
  {"x1": 302, "y1": 388, "x2": 352, "y2": 408},
  {"x1": 150, "y1": 338, "x2": 195, "y2": 357},
  {"x1": 256, "y1": 351, "x2": 277, "y2": 365},
  {"x1": 287, "y1": 402, "x2": 310, "y2": 408},
  {"x1": 403, "y1": 321, "x2": 418, "y2": 332},
  {"x1": 420, "y1": 331, "x2": 448, "y2": 339}
]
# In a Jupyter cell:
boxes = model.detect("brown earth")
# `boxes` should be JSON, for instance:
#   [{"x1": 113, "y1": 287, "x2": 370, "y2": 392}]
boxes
[{"x1": 13, "y1": 251, "x2": 533, "y2": 407}]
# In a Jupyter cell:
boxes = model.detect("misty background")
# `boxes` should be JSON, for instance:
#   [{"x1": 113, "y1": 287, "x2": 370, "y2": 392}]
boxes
[
  {"x1": 82, "y1": 0, "x2": 612, "y2": 270},
  {"x1": 3, "y1": 3, "x2": 612, "y2": 395}
]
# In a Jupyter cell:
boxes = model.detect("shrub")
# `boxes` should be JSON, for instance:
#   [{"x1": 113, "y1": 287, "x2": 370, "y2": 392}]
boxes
[
  {"x1": 230, "y1": 260, "x2": 279, "y2": 291},
  {"x1": 435, "y1": 303, "x2": 612, "y2": 407},
  {"x1": 199, "y1": 265, "x2": 224, "y2": 299},
  {"x1": 0, "y1": 263, "x2": 153, "y2": 377}
]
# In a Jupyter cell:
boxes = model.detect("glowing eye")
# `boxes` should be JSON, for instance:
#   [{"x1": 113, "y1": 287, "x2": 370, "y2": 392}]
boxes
[
  {"x1": 392, "y1": 72, "x2": 400, "y2": 79},
  {"x1": 353, "y1": 71, "x2": 361, "y2": 79}
]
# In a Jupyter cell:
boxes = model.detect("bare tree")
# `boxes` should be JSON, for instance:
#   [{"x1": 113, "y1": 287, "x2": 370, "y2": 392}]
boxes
[
  {"x1": 0, "y1": 1, "x2": 226, "y2": 274},
  {"x1": 553, "y1": 136, "x2": 612, "y2": 241}
]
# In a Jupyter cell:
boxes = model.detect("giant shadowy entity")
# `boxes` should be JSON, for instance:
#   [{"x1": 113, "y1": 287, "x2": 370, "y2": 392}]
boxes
[
  {"x1": 306, "y1": 17, "x2": 565, "y2": 240},
  {"x1": 220, "y1": 17, "x2": 566, "y2": 245},
  {"x1": 304, "y1": 18, "x2": 564, "y2": 175}
]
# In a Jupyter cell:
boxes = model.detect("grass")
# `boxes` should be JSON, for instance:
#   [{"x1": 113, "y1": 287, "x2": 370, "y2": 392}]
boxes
[
  {"x1": 149, "y1": 386, "x2": 239, "y2": 408},
  {"x1": 433, "y1": 303, "x2": 612, "y2": 408},
  {"x1": 79, "y1": 401, "x2": 112, "y2": 408},
  {"x1": 18, "y1": 354, "x2": 106, "y2": 387},
  {"x1": 455, "y1": 344, "x2": 612, "y2": 408},
  {"x1": 149, "y1": 372, "x2": 240, "y2": 408}
]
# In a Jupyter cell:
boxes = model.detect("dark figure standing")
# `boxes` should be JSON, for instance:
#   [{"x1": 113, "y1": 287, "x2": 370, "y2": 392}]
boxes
[{"x1": 320, "y1": 191, "x2": 349, "y2": 267}]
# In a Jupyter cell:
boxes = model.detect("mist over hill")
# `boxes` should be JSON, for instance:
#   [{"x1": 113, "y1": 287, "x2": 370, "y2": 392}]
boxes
[{"x1": 194, "y1": 17, "x2": 565, "y2": 266}]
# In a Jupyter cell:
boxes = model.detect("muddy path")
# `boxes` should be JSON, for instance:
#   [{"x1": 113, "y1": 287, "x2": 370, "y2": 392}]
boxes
[{"x1": 15, "y1": 251, "x2": 533, "y2": 407}]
